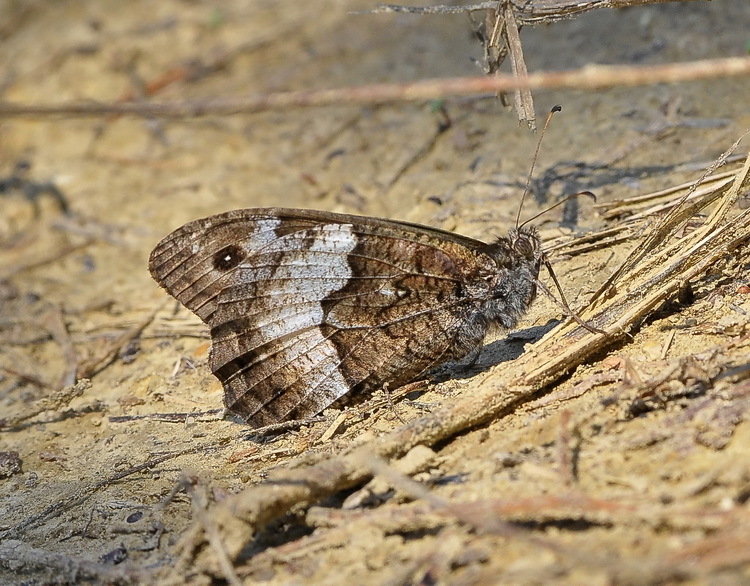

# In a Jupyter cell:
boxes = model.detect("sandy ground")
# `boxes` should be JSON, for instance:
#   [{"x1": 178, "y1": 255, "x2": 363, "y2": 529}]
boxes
[{"x1": 2, "y1": 1, "x2": 750, "y2": 584}]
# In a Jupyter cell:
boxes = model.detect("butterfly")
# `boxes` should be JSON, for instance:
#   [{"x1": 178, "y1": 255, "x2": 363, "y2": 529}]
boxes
[{"x1": 148, "y1": 207, "x2": 543, "y2": 427}]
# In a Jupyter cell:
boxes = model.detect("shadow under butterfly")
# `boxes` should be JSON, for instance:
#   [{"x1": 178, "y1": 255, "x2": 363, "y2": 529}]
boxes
[{"x1": 148, "y1": 207, "x2": 553, "y2": 427}]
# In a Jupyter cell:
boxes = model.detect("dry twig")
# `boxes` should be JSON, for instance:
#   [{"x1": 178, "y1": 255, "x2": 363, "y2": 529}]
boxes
[
  {"x1": 0, "y1": 379, "x2": 92, "y2": 429},
  {"x1": 0, "y1": 57, "x2": 748, "y2": 119},
  {"x1": 4, "y1": 439, "x2": 231, "y2": 539},
  {"x1": 0, "y1": 539, "x2": 139, "y2": 585},
  {"x1": 76, "y1": 307, "x2": 160, "y2": 379}
]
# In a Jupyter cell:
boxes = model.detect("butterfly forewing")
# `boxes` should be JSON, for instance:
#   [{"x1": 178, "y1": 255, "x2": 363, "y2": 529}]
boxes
[
  {"x1": 148, "y1": 213, "x2": 287, "y2": 323},
  {"x1": 149, "y1": 208, "x2": 501, "y2": 426}
]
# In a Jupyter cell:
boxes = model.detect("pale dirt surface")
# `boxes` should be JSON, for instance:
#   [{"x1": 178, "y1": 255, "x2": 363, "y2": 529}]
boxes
[{"x1": 1, "y1": 1, "x2": 750, "y2": 584}]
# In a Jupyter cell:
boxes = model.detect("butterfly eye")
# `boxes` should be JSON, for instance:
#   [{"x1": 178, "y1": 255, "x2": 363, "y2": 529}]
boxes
[
  {"x1": 514, "y1": 237, "x2": 535, "y2": 260},
  {"x1": 213, "y1": 245, "x2": 245, "y2": 271}
]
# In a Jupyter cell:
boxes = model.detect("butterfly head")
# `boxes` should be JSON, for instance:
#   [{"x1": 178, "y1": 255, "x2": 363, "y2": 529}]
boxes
[
  {"x1": 508, "y1": 225, "x2": 543, "y2": 265},
  {"x1": 475, "y1": 225, "x2": 544, "y2": 330},
  {"x1": 486, "y1": 225, "x2": 543, "y2": 272},
  {"x1": 507, "y1": 225, "x2": 543, "y2": 305}
]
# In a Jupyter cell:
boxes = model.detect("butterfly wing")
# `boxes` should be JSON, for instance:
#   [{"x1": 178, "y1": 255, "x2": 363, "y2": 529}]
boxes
[{"x1": 149, "y1": 208, "x2": 494, "y2": 427}]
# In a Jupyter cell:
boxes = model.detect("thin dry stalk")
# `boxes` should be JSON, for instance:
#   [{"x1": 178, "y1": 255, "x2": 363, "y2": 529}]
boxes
[{"x1": 595, "y1": 169, "x2": 738, "y2": 221}]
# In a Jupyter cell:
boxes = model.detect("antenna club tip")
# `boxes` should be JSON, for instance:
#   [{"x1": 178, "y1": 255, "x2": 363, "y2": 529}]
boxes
[
  {"x1": 580, "y1": 190, "x2": 597, "y2": 202},
  {"x1": 551, "y1": 105, "x2": 562, "y2": 113}
]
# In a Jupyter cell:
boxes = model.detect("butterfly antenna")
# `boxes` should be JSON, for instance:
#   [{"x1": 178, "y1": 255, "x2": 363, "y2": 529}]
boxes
[
  {"x1": 515, "y1": 105, "x2": 562, "y2": 229},
  {"x1": 518, "y1": 191, "x2": 597, "y2": 230},
  {"x1": 513, "y1": 106, "x2": 602, "y2": 335}
]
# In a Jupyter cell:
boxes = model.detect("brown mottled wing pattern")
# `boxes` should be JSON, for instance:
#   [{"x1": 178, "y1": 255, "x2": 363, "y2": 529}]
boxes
[{"x1": 149, "y1": 208, "x2": 494, "y2": 427}]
